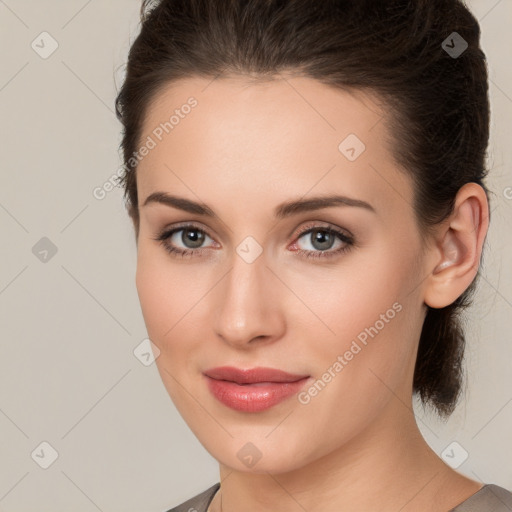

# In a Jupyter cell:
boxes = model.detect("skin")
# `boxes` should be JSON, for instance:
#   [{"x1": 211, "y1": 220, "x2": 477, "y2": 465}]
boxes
[{"x1": 133, "y1": 74, "x2": 489, "y2": 511}]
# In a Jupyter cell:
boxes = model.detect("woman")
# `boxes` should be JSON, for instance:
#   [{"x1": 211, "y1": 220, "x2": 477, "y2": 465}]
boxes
[{"x1": 115, "y1": 0, "x2": 512, "y2": 510}]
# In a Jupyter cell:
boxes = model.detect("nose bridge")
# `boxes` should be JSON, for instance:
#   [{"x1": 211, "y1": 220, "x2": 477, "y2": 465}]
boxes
[{"x1": 213, "y1": 242, "x2": 281, "y2": 346}]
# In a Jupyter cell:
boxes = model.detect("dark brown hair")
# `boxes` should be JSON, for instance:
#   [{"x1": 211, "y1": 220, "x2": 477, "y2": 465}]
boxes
[{"x1": 115, "y1": 0, "x2": 491, "y2": 419}]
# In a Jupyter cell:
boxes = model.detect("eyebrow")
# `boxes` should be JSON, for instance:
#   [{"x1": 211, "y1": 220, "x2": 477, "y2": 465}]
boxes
[{"x1": 142, "y1": 192, "x2": 376, "y2": 219}]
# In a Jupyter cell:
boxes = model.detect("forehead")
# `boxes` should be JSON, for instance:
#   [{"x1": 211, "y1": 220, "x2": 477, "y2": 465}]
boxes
[{"x1": 137, "y1": 74, "x2": 414, "y2": 221}]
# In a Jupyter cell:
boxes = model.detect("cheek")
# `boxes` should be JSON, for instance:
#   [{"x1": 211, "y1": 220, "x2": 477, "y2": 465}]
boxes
[
  {"x1": 291, "y1": 247, "x2": 420, "y2": 386},
  {"x1": 136, "y1": 261, "x2": 163, "y2": 335},
  {"x1": 135, "y1": 248, "x2": 180, "y2": 343},
  {"x1": 135, "y1": 246, "x2": 211, "y2": 356},
  {"x1": 291, "y1": 259, "x2": 405, "y2": 345},
  {"x1": 135, "y1": 252, "x2": 197, "y2": 403},
  {"x1": 290, "y1": 274, "x2": 417, "y2": 457}
]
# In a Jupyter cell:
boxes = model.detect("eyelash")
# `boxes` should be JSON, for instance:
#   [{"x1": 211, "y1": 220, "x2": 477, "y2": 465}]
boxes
[{"x1": 152, "y1": 222, "x2": 354, "y2": 260}]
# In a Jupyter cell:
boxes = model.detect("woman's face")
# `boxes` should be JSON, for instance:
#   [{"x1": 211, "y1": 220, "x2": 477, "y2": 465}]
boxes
[{"x1": 135, "y1": 75, "x2": 431, "y2": 473}]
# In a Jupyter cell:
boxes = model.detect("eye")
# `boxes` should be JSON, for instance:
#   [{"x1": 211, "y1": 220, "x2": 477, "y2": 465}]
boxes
[
  {"x1": 153, "y1": 224, "x2": 216, "y2": 258},
  {"x1": 291, "y1": 223, "x2": 354, "y2": 260},
  {"x1": 153, "y1": 222, "x2": 355, "y2": 260}
]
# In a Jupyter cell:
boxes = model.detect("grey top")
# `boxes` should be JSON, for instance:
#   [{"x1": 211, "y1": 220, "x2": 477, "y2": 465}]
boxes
[{"x1": 165, "y1": 482, "x2": 512, "y2": 512}]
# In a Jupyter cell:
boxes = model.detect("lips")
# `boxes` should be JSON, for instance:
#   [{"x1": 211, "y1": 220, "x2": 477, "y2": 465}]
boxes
[
  {"x1": 203, "y1": 366, "x2": 309, "y2": 384},
  {"x1": 203, "y1": 366, "x2": 311, "y2": 412}
]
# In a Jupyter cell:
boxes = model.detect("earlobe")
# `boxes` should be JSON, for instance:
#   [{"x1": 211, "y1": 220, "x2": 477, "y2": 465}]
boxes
[{"x1": 423, "y1": 183, "x2": 489, "y2": 309}]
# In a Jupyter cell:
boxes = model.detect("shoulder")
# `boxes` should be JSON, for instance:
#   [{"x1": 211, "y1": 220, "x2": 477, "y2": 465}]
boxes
[
  {"x1": 163, "y1": 482, "x2": 220, "y2": 512},
  {"x1": 451, "y1": 483, "x2": 512, "y2": 511}
]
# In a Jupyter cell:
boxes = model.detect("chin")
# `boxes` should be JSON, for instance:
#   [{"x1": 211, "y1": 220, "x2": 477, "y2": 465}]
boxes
[{"x1": 201, "y1": 434, "x2": 318, "y2": 475}]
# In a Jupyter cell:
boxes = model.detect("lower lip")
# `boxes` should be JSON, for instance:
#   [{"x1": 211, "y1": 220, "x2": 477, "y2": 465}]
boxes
[{"x1": 204, "y1": 375, "x2": 310, "y2": 412}]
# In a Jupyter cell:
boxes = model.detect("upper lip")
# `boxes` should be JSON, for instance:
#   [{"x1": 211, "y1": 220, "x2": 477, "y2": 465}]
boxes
[{"x1": 203, "y1": 366, "x2": 310, "y2": 384}]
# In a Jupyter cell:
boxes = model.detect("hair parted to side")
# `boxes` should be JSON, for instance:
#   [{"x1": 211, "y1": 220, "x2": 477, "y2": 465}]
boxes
[{"x1": 115, "y1": 0, "x2": 491, "y2": 419}]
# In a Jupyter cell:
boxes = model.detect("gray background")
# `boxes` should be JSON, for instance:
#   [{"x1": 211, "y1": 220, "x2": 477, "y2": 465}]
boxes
[{"x1": 0, "y1": 1, "x2": 511, "y2": 511}]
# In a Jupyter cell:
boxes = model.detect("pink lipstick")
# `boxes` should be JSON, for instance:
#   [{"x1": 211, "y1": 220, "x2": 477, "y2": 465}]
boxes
[{"x1": 203, "y1": 366, "x2": 310, "y2": 412}]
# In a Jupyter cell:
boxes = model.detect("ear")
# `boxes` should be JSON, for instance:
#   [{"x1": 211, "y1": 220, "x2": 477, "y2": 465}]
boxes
[{"x1": 423, "y1": 183, "x2": 489, "y2": 309}]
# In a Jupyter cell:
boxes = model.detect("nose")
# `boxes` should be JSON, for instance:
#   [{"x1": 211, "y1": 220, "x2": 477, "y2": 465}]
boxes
[{"x1": 212, "y1": 249, "x2": 286, "y2": 350}]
